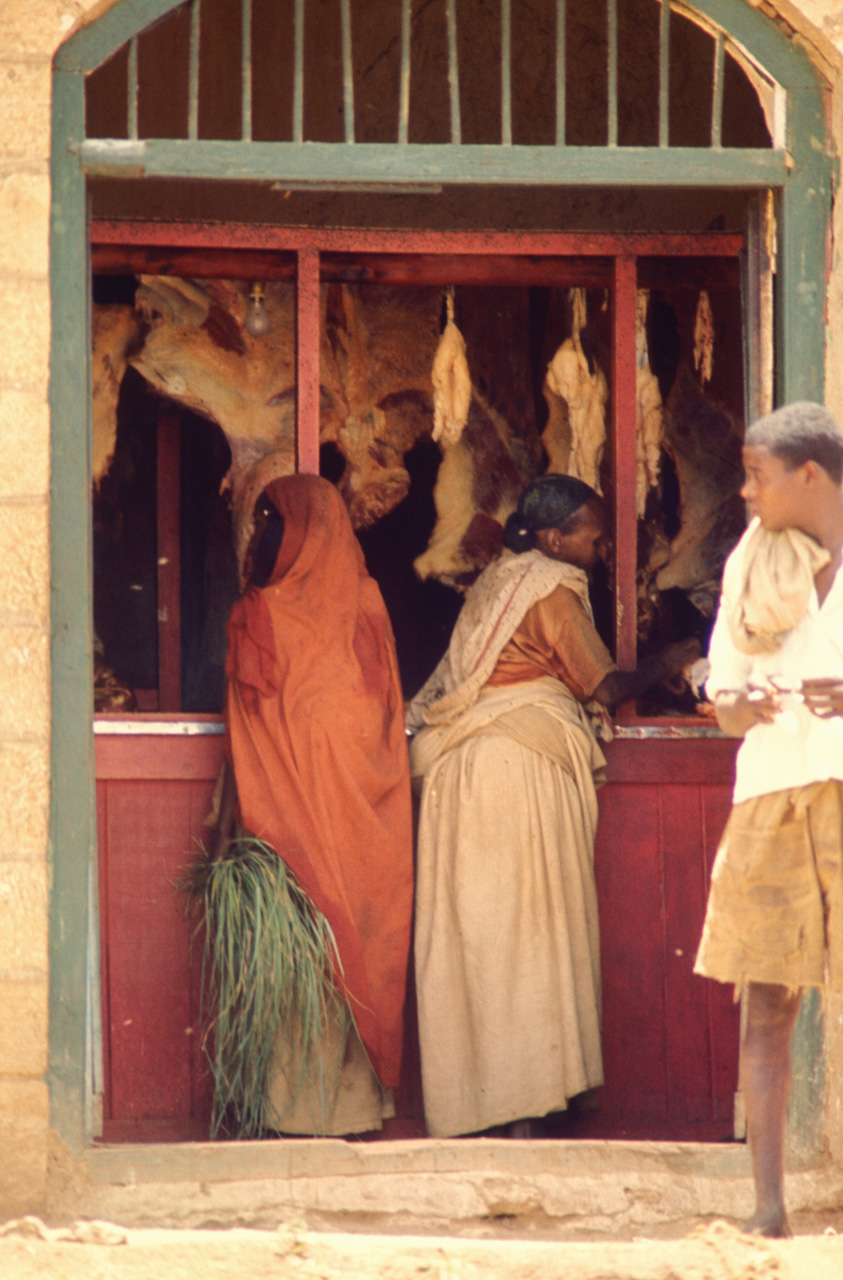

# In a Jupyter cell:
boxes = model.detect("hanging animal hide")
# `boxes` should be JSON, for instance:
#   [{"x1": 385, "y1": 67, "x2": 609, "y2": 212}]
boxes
[
  {"x1": 542, "y1": 289, "x2": 608, "y2": 492},
  {"x1": 635, "y1": 289, "x2": 664, "y2": 518}
]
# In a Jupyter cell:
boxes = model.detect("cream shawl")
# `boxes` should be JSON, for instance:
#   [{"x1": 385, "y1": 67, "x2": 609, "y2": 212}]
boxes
[
  {"x1": 405, "y1": 548, "x2": 600, "y2": 731},
  {"x1": 722, "y1": 517, "x2": 830, "y2": 656}
]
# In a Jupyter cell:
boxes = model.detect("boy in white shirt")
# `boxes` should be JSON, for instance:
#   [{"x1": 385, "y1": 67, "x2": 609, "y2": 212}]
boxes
[{"x1": 696, "y1": 401, "x2": 843, "y2": 1238}]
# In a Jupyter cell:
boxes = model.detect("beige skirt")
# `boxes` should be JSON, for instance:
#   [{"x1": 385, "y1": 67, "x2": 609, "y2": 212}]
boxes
[
  {"x1": 413, "y1": 680, "x2": 605, "y2": 1138},
  {"x1": 266, "y1": 1003, "x2": 394, "y2": 1136},
  {"x1": 695, "y1": 779, "x2": 843, "y2": 991}
]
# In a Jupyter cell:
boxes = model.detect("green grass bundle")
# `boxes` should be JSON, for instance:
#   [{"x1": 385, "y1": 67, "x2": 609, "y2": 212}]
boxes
[{"x1": 181, "y1": 836, "x2": 347, "y2": 1139}]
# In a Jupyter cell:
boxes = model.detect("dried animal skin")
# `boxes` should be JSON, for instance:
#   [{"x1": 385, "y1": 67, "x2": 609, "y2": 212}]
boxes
[
  {"x1": 693, "y1": 290, "x2": 714, "y2": 387},
  {"x1": 635, "y1": 290, "x2": 663, "y2": 517},
  {"x1": 91, "y1": 305, "x2": 141, "y2": 490},
  {"x1": 415, "y1": 389, "x2": 525, "y2": 588},
  {"x1": 655, "y1": 365, "x2": 745, "y2": 614},
  {"x1": 543, "y1": 289, "x2": 607, "y2": 493},
  {"x1": 431, "y1": 293, "x2": 471, "y2": 445}
]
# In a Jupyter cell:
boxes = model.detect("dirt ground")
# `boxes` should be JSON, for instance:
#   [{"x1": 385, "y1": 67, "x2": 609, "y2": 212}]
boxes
[{"x1": 1, "y1": 1216, "x2": 842, "y2": 1279}]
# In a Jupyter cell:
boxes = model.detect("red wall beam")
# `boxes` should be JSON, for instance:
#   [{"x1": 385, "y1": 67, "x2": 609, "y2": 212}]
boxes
[
  {"x1": 90, "y1": 220, "x2": 743, "y2": 259},
  {"x1": 296, "y1": 246, "x2": 320, "y2": 475}
]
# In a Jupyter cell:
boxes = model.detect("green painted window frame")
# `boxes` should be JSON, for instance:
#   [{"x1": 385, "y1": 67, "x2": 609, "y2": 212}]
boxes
[{"x1": 49, "y1": 0, "x2": 831, "y2": 1150}]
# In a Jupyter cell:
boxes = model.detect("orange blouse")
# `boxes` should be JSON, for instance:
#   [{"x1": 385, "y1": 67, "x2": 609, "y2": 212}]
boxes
[{"x1": 486, "y1": 584, "x2": 617, "y2": 703}]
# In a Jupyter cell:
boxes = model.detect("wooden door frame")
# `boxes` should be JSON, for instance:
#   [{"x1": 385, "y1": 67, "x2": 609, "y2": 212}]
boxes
[{"x1": 50, "y1": 0, "x2": 832, "y2": 1152}]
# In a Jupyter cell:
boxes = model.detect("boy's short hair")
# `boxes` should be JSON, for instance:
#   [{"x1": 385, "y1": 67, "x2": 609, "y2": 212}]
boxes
[{"x1": 745, "y1": 401, "x2": 843, "y2": 484}]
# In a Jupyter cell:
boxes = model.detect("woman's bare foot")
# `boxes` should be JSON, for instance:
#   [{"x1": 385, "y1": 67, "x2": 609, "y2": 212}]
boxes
[{"x1": 743, "y1": 1207, "x2": 792, "y2": 1239}]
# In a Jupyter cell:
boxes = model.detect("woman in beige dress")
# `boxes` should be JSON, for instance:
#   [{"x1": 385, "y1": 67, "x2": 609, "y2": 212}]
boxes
[{"x1": 407, "y1": 475, "x2": 697, "y2": 1137}]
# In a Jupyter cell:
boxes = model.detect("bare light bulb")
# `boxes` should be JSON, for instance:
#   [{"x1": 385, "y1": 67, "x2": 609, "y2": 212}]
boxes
[{"x1": 245, "y1": 282, "x2": 271, "y2": 337}]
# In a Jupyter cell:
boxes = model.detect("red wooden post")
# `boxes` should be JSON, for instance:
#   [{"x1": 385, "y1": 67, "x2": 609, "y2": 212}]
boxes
[
  {"x1": 611, "y1": 255, "x2": 639, "y2": 673},
  {"x1": 296, "y1": 246, "x2": 321, "y2": 475},
  {"x1": 157, "y1": 406, "x2": 182, "y2": 711}
]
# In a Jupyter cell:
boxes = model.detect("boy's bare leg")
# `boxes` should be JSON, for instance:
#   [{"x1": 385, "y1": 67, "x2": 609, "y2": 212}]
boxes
[{"x1": 742, "y1": 981, "x2": 803, "y2": 1238}]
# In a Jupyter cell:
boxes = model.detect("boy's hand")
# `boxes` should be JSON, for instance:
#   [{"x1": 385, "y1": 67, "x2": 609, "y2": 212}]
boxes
[
  {"x1": 714, "y1": 688, "x2": 780, "y2": 737},
  {"x1": 801, "y1": 678, "x2": 843, "y2": 719}
]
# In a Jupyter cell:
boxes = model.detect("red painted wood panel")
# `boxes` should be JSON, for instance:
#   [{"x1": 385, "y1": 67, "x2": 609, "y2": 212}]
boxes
[
  {"x1": 96, "y1": 733, "x2": 740, "y2": 1142},
  {"x1": 97, "y1": 773, "x2": 216, "y2": 1140},
  {"x1": 702, "y1": 784, "x2": 742, "y2": 1125},
  {"x1": 595, "y1": 783, "x2": 669, "y2": 1128},
  {"x1": 587, "y1": 762, "x2": 740, "y2": 1140}
]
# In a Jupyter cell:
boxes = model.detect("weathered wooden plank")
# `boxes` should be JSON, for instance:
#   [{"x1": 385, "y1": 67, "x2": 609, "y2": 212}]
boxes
[
  {"x1": 90, "y1": 220, "x2": 745, "y2": 258},
  {"x1": 79, "y1": 137, "x2": 789, "y2": 185}
]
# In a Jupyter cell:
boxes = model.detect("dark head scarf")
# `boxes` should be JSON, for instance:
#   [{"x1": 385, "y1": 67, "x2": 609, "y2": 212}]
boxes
[{"x1": 503, "y1": 475, "x2": 599, "y2": 553}]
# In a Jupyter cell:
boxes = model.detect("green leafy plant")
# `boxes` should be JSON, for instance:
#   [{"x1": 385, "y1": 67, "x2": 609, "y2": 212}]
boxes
[{"x1": 180, "y1": 836, "x2": 348, "y2": 1138}]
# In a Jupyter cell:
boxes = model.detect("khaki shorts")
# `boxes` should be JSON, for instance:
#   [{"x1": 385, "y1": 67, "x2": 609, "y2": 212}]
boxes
[{"x1": 694, "y1": 780, "x2": 843, "y2": 991}]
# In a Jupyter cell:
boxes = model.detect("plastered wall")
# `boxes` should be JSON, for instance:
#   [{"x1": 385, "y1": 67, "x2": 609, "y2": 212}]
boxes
[{"x1": 0, "y1": 0, "x2": 842, "y2": 1220}]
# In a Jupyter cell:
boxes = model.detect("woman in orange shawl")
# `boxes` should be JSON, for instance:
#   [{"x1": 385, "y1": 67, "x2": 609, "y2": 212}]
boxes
[{"x1": 219, "y1": 473, "x2": 413, "y2": 1134}]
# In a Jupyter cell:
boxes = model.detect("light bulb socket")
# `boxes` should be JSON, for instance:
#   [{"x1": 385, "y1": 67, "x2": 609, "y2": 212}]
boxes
[{"x1": 244, "y1": 282, "x2": 271, "y2": 337}]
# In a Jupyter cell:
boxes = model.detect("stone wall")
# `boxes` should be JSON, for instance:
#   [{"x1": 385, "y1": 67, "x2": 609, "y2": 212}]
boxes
[
  {"x1": 0, "y1": 0, "x2": 94, "y2": 1219},
  {"x1": 0, "y1": 0, "x2": 841, "y2": 1222}
]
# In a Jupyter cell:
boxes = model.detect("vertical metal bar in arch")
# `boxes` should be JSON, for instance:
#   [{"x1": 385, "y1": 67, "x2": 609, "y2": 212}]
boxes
[
  {"x1": 296, "y1": 247, "x2": 321, "y2": 475},
  {"x1": 127, "y1": 36, "x2": 139, "y2": 140},
  {"x1": 500, "y1": 0, "x2": 512, "y2": 146},
  {"x1": 555, "y1": 0, "x2": 566, "y2": 146},
  {"x1": 446, "y1": 0, "x2": 461, "y2": 145},
  {"x1": 188, "y1": 0, "x2": 200, "y2": 140},
  {"x1": 241, "y1": 0, "x2": 252, "y2": 142},
  {"x1": 607, "y1": 0, "x2": 617, "y2": 147},
  {"x1": 293, "y1": 0, "x2": 305, "y2": 144},
  {"x1": 340, "y1": 0, "x2": 355, "y2": 144},
  {"x1": 398, "y1": 0, "x2": 411, "y2": 144},
  {"x1": 711, "y1": 30, "x2": 725, "y2": 148},
  {"x1": 611, "y1": 255, "x2": 638, "y2": 673},
  {"x1": 658, "y1": 0, "x2": 669, "y2": 147}
]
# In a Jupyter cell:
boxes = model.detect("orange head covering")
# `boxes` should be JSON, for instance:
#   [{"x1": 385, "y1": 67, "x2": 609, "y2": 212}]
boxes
[{"x1": 225, "y1": 475, "x2": 413, "y2": 1088}]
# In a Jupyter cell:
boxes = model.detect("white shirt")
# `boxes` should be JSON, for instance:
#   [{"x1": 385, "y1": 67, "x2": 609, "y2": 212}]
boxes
[{"x1": 707, "y1": 531, "x2": 843, "y2": 805}]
